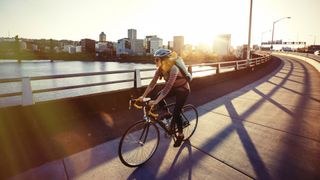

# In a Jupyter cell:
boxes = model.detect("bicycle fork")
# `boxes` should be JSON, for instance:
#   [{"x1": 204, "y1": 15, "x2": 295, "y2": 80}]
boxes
[{"x1": 138, "y1": 122, "x2": 150, "y2": 146}]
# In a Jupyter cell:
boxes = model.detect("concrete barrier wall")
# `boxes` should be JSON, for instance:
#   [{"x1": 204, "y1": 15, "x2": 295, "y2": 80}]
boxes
[{"x1": 273, "y1": 52, "x2": 320, "y2": 72}]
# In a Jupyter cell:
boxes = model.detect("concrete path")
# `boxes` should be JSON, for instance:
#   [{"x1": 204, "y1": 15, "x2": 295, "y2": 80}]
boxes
[{"x1": 9, "y1": 55, "x2": 320, "y2": 180}]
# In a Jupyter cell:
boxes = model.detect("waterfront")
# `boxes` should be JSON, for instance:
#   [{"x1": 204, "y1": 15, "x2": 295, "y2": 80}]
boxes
[{"x1": 0, "y1": 60, "x2": 216, "y2": 107}]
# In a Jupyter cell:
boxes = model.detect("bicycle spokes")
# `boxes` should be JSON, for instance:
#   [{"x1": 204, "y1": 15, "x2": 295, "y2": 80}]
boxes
[{"x1": 118, "y1": 121, "x2": 160, "y2": 167}]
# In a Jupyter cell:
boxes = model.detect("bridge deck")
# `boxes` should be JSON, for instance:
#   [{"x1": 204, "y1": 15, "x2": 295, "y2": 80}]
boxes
[{"x1": 8, "y1": 55, "x2": 320, "y2": 180}]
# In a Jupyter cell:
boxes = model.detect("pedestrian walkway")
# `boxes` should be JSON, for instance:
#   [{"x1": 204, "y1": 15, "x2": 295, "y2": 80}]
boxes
[{"x1": 9, "y1": 55, "x2": 320, "y2": 180}]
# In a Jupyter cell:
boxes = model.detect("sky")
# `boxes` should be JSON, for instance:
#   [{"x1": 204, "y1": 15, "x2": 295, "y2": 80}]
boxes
[{"x1": 0, "y1": 0, "x2": 319, "y2": 47}]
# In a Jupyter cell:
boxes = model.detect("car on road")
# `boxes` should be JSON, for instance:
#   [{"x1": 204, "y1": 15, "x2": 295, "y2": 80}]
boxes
[{"x1": 314, "y1": 50, "x2": 320, "y2": 56}]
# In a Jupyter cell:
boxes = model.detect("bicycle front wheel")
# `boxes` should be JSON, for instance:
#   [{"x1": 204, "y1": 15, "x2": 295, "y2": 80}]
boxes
[
  {"x1": 118, "y1": 120, "x2": 160, "y2": 167},
  {"x1": 181, "y1": 104, "x2": 198, "y2": 140}
]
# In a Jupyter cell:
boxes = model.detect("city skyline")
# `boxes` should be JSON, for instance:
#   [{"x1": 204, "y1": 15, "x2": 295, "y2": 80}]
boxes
[{"x1": 0, "y1": 0, "x2": 319, "y2": 47}]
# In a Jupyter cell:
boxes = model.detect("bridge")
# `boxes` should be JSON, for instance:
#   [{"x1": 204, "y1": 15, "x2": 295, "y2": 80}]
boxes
[{"x1": 1, "y1": 53, "x2": 320, "y2": 179}]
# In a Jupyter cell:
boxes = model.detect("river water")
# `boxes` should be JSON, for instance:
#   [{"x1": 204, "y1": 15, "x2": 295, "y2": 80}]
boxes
[{"x1": 0, "y1": 60, "x2": 216, "y2": 107}]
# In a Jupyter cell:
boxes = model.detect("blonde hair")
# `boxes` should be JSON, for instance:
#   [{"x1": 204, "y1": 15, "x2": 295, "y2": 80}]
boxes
[
  {"x1": 160, "y1": 51, "x2": 178, "y2": 72},
  {"x1": 168, "y1": 51, "x2": 178, "y2": 60},
  {"x1": 161, "y1": 58, "x2": 175, "y2": 72}
]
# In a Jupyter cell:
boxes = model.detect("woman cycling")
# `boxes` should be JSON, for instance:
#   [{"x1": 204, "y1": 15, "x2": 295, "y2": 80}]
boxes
[{"x1": 139, "y1": 48, "x2": 190, "y2": 147}]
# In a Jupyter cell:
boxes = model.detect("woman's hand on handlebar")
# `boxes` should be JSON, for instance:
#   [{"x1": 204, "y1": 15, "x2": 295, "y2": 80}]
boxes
[
  {"x1": 148, "y1": 100, "x2": 156, "y2": 109},
  {"x1": 137, "y1": 96, "x2": 145, "y2": 102}
]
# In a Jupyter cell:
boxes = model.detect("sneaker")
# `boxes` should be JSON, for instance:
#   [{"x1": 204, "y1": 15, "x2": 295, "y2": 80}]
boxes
[
  {"x1": 173, "y1": 134, "x2": 184, "y2": 147},
  {"x1": 167, "y1": 126, "x2": 175, "y2": 135},
  {"x1": 163, "y1": 111, "x2": 172, "y2": 119}
]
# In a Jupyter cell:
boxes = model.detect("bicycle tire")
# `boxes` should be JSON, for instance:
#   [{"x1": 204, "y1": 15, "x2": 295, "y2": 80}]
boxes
[
  {"x1": 118, "y1": 120, "x2": 160, "y2": 167},
  {"x1": 181, "y1": 104, "x2": 198, "y2": 140}
]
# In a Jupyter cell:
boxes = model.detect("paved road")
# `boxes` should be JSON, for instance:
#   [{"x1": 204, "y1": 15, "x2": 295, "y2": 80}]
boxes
[{"x1": 9, "y1": 55, "x2": 320, "y2": 180}]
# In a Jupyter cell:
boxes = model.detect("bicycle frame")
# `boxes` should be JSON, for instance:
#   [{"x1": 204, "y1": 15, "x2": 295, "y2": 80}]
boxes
[
  {"x1": 129, "y1": 98, "x2": 175, "y2": 137},
  {"x1": 129, "y1": 98, "x2": 194, "y2": 140}
]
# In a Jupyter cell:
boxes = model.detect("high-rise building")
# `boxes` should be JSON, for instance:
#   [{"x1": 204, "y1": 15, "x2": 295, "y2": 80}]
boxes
[
  {"x1": 242, "y1": 44, "x2": 248, "y2": 59},
  {"x1": 131, "y1": 39, "x2": 145, "y2": 55},
  {"x1": 168, "y1": 41, "x2": 174, "y2": 50},
  {"x1": 144, "y1": 35, "x2": 157, "y2": 54},
  {"x1": 213, "y1": 34, "x2": 231, "y2": 56},
  {"x1": 173, "y1": 36, "x2": 184, "y2": 55},
  {"x1": 80, "y1": 39, "x2": 96, "y2": 53},
  {"x1": 150, "y1": 37, "x2": 163, "y2": 54},
  {"x1": 99, "y1": 32, "x2": 106, "y2": 42},
  {"x1": 116, "y1": 38, "x2": 131, "y2": 56},
  {"x1": 234, "y1": 46, "x2": 243, "y2": 59},
  {"x1": 128, "y1": 29, "x2": 137, "y2": 40}
]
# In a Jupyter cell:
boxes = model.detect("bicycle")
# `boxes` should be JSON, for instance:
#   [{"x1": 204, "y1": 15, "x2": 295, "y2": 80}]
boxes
[{"x1": 118, "y1": 97, "x2": 198, "y2": 167}]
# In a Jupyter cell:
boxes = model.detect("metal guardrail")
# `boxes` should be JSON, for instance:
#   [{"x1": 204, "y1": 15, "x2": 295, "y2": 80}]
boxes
[{"x1": 0, "y1": 55, "x2": 271, "y2": 106}]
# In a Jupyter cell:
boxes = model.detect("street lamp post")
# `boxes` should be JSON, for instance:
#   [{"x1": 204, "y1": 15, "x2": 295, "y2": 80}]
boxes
[
  {"x1": 261, "y1": 30, "x2": 271, "y2": 49},
  {"x1": 247, "y1": 0, "x2": 253, "y2": 65},
  {"x1": 312, "y1": 34, "x2": 316, "y2": 46},
  {"x1": 271, "y1": 17, "x2": 291, "y2": 51}
]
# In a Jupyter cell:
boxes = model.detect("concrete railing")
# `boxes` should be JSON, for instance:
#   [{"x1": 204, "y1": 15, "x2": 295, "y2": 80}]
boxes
[
  {"x1": 0, "y1": 55, "x2": 271, "y2": 106},
  {"x1": 272, "y1": 51, "x2": 320, "y2": 71},
  {"x1": 276, "y1": 51, "x2": 320, "y2": 62}
]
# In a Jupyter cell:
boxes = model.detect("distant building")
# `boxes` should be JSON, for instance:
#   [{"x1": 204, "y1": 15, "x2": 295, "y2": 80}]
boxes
[
  {"x1": 63, "y1": 45, "x2": 72, "y2": 52},
  {"x1": 63, "y1": 45, "x2": 77, "y2": 54},
  {"x1": 307, "y1": 45, "x2": 320, "y2": 53},
  {"x1": 99, "y1": 32, "x2": 106, "y2": 42},
  {"x1": 75, "y1": 46, "x2": 82, "y2": 53},
  {"x1": 168, "y1": 41, "x2": 174, "y2": 50},
  {"x1": 131, "y1": 39, "x2": 145, "y2": 55},
  {"x1": 235, "y1": 46, "x2": 244, "y2": 59},
  {"x1": 69, "y1": 46, "x2": 76, "y2": 54},
  {"x1": 80, "y1": 39, "x2": 95, "y2": 53},
  {"x1": 96, "y1": 42, "x2": 108, "y2": 52},
  {"x1": 253, "y1": 45, "x2": 259, "y2": 51},
  {"x1": 144, "y1": 35, "x2": 157, "y2": 54},
  {"x1": 59, "y1": 40, "x2": 77, "y2": 49},
  {"x1": 213, "y1": 34, "x2": 231, "y2": 56},
  {"x1": 242, "y1": 44, "x2": 248, "y2": 59},
  {"x1": 128, "y1": 29, "x2": 137, "y2": 40},
  {"x1": 117, "y1": 38, "x2": 131, "y2": 56},
  {"x1": 127, "y1": 29, "x2": 144, "y2": 55},
  {"x1": 150, "y1": 37, "x2": 163, "y2": 54},
  {"x1": 173, "y1": 36, "x2": 184, "y2": 55},
  {"x1": 31, "y1": 44, "x2": 38, "y2": 51},
  {"x1": 96, "y1": 41, "x2": 115, "y2": 58}
]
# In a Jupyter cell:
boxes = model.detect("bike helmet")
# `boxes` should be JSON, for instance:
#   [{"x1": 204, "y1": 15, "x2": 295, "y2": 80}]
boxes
[{"x1": 154, "y1": 48, "x2": 172, "y2": 59}]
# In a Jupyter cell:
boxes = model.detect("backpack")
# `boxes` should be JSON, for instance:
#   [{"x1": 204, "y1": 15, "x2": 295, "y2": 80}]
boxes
[{"x1": 174, "y1": 57, "x2": 192, "y2": 82}]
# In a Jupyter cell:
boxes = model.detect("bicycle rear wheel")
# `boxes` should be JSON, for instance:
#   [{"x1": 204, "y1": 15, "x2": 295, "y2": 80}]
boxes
[
  {"x1": 181, "y1": 104, "x2": 198, "y2": 140},
  {"x1": 118, "y1": 120, "x2": 160, "y2": 167}
]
